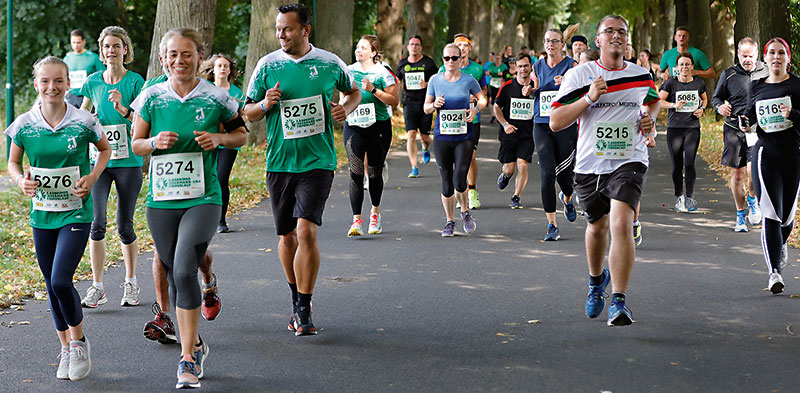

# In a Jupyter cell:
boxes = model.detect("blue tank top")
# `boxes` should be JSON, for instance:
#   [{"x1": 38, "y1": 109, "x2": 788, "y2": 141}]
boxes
[{"x1": 533, "y1": 56, "x2": 574, "y2": 123}]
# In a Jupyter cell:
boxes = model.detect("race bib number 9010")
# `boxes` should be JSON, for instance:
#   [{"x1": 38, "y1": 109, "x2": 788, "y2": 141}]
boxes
[
  {"x1": 30, "y1": 166, "x2": 82, "y2": 212},
  {"x1": 593, "y1": 121, "x2": 635, "y2": 159},
  {"x1": 150, "y1": 152, "x2": 205, "y2": 201},
  {"x1": 756, "y1": 96, "x2": 793, "y2": 133},
  {"x1": 510, "y1": 98, "x2": 534, "y2": 120},
  {"x1": 280, "y1": 95, "x2": 325, "y2": 140}
]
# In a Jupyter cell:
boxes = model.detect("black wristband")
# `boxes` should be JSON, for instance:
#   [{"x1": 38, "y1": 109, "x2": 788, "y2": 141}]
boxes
[
  {"x1": 223, "y1": 114, "x2": 246, "y2": 133},
  {"x1": 371, "y1": 87, "x2": 377, "y2": 94},
  {"x1": 124, "y1": 107, "x2": 132, "y2": 119}
]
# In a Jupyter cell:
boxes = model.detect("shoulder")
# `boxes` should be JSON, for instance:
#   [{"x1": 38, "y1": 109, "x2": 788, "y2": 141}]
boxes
[{"x1": 308, "y1": 46, "x2": 349, "y2": 70}]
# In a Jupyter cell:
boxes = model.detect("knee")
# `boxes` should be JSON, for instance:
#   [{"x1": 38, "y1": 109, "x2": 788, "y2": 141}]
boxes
[
  {"x1": 89, "y1": 223, "x2": 106, "y2": 241},
  {"x1": 50, "y1": 276, "x2": 74, "y2": 298},
  {"x1": 587, "y1": 221, "x2": 609, "y2": 238},
  {"x1": 517, "y1": 160, "x2": 528, "y2": 171},
  {"x1": 541, "y1": 172, "x2": 555, "y2": 186},
  {"x1": 118, "y1": 224, "x2": 137, "y2": 245},
  {"x1": 281, "y1": 232, "x2": 299, "y2": 249},
  {"x1": 295, "y1": 222, "x2": 317, "y2": 244}
]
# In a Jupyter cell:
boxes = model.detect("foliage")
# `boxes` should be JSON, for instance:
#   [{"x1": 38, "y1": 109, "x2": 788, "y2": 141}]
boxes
[
  {"x1": 506, "y1": 0, "x2": 573, "y2": 26},
  {"x1": 353, "y1": 0, "x2": 378, "y2": 42},
  {"x1": 791, "y1": 0, "x2": 800, "y2": 72},
  {"x1": 433, "y1": 0, "x2": 449, "y2": 68},
  {"x1": 213, "y1": 0, "x2": 251, "y2": 85}
]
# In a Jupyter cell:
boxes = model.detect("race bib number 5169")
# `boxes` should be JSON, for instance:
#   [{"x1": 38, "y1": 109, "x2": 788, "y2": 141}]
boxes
[{"x1": 756, "y1": 96, "x2": 792, "y2": 133}]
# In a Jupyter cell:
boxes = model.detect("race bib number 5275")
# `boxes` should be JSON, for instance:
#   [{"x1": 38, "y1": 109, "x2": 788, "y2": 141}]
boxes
[{"x1": 280, "y1": 95, "x2": 325, "y2": 140}]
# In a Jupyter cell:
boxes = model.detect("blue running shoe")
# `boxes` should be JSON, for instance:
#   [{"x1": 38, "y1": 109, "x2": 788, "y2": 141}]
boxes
[
  {"x1": 497, "y1": 173, "x2": 510, "y2": 190},
  {"x1": 585, "y1": 268, "x2": 610, "y2": 318},
  {"x1": 193, "y1": 339, "x2": 208, "y2": 379},
  {"x1": 747, "y1": 194, "x2": 761, "y2": 225},
  {"x1": 544, "y1": 224, "x2": 560, "y2": 241},
  {"x1": 607, "y1": 296, "x2": 634, "y2": 326},
  {"x1": 422, "y1": 150, "x2": 431, "y2": 164},
  {"x1": 560, "y1": 192, "x2": 577, "y2": 222},
  {"x1": 734, "y1": 211, "x2": 748, "y2": 232},
  {"x1": 511, "y1": 195, "x2": 522, "y2": 209},
  {"x1": 408, "y1": 167, "x2": 419, "y2": 178}
]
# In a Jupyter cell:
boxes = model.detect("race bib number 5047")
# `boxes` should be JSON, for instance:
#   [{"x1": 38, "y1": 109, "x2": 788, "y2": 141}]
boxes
[{"x1": 280, "y1": 95, "x2": 325, "y2": 140}]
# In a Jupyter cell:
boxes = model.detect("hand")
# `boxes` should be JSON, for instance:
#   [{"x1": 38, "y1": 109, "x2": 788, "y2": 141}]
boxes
[
  {"x1": 661, "y1": 70, "x2": 671, "y2": 81},
  {"x1": 693, "y1": 107, "x2": 704, "y2": 118},
  {"x1": 587, "y1": 76, "x2": 607, "y2": 102},
  {"x1": 780, "y1": 103, "x2": 791, "y2": 119},
  {"x1": 718, "y1": 102, "x2": 732, "y2": 117},
  {"x1": 470, "y1": 95, "x2": 478, "y2": 105},
  {"x1": 262, "y1": 82, "x2": 282, "y2": 111},
  {"x1": 194, "y1": 131, "x2": 219, "y2": 151},
  {"x1": 553, "y1": 75, "x2": 563, "y2": 85},
  {"x1": 465, "y1": 107, "x2": 478, "y2": 123},
  {"x1": 639, "y1": 113, "x2": 654, "y2": 136},
  {"x1": 521, "y1": 84, "x2": 532, "y2": 97},
  {"x1": 644, "y1": 133, "x2": 656, "y2": 148},
  {"x1": 153, "y1": 131, "x2": 178, "y2": 150},
  {"x1": 433, "y1": 94, "x2": 445, "y2": 109},
  {"x1": 419, "y1": 79, "x2": 427, "y2": 89},
  {"x1": 329, "y1": 101, "x2": 347, "y2": 122},
  {"x1": 71, "y1": 174, "x2": 96, "y2": 198},
  {"x1": 108, "y1": 88, "x2": 122, "y2": 106},
  {"x1": 674, "y1": 100, "x2": 686, "y2": 110},
  {"x1": 17, "y1": 172, "x2": 36, "y2": 197},
  {"x1": 503, "y1": 122, "x2": 518, "y2": 134},
  {"x1": 361, "y1": 78, "x2": 375, "y2": 92}
]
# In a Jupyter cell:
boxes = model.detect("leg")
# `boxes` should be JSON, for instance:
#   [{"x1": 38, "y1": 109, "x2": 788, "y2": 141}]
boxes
[
  {"x1": 514, "y1": 159, "x2": 529, "y2": 196},
  {"x1": 585, "y1": 216, "x2": 610, "y2": 277},
  {"x1": 608, "y1": 200, "x2": 636, "y2": 293},
  {"x1": 88, "y1": 170, "x2": 112, "y2": 284},
  {"x1": 534, "y1": 123, "x2": 559, "y2": 225},
  {"x1": 683, "y1": 128, "x2": 701, "y2": 198},
  {"x1": 434, "y1": 139, "x2": 457, "y2": 218},
  {"x1": 344, "y1": 125, "x2": 366, "y2": 219},
  {"x1": 216, "y1": 148, "x2": 239, "y2": 229},
  {"x1": 152, "y1": 251, "x2": 171, "y2": 312},
  {"x1": 454, "y1": 140, "x2": 473, "y2": 213},
  {"x1": 406, "y1": 130, "x2": 418, "y2": 168},
  {"x1": 114, "y1": 167, "x2": 143, "y2": 280},
  {"x1": 730, "y1": 167, "x2": 747, "y2": 210},
  {"x1": 294, "y1": 218, "x2": 321, "y2": 294},
  {"x1": 666, "y1": 128, "x2": 685, "y2": 197}
]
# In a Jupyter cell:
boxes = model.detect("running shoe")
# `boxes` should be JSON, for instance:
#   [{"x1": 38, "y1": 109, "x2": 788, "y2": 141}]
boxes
[
  {"x1": 585, "y1": 268, "x2": 610, "y2": 318},
  {"x1": 193, "y1": 339, "x2": 209, "y2": 379},
  {"x1": 633, "y1": 220, "x2": 643, "y2": 247},
  {"x1": 461, "y1": 210, "x2": 476, "y2": 233},
  {"x1": 734, "y1": 211, "x2": 748, "y2": 232},
  {"x1": 288, "y1": 305, "x2": 298, "y2": 332},
  {"x1": 293, "y1": 305, "x2": 317, "y2": 336},
  {"x1": 347, "y1": 218, "x2": 364, "y2": 237},
  {"x1": 143, "y1": 302, "x2": 178, "y2": 344},
  {"x1": 176, "y1": 359, "x2": 201, "y2": 389},
  {"x1": 747, "y1": 195, "x2": 762, "y2": 225},
  {"x1": 769, "y1": 271, "x2": 785, "y2": 295},
  {"x1": 544, "y1": 224, "x2": 560, "y2": 241},
  {"x1": 408, "y1": 166, "x2": 419, "y2": 178},
  {"x1": 217, "y1": 223, "x2": 230, "y2": 233},
  {"x1": 685, "y1": 197, "x2": 698, "y2": 212},
  {"x1": 368, "y1": 213, "x2": 382, "y2": 234},
  {"x1": 607, "y1": 296, "x2": 634, "y2": 326},
  {"x1": 56, "y1": 346, "x2": 70, "y2": 380},
  {"x1": 674, "y1": 195, "x2": 687, "y2": 212},
  {"x1": 511, "y1": 195, "x2": 522, "y2": 209},
  {"x1": 560, "y1": 191, "x2": 577, "y2": 222},
  {"x1": 68, "y1": 338, "x2": 91, "y2": 381},
  {"x1": 442, "y1": 220, "x2": 456, "y2": 237},
  {"x1": 422, "y1": 150, "x2": 431, "y2": 164},
  {"x1": 780, "y1": 243, "x2": 789, "y2": 270},
  {"x1": 497, "y1": 173, "x2": 510, "y2": 190},
  {"x1": 468, "y1": 189, "x2": 481, "y2": 209},
  {"x1": 81, "y1": 285, "x2": 107, "y2": 308},
  {"x1": 120, "y1": 281, "x2": 140, "y2": 306},
  {"x1": 202, "y1": 274, "x2": 221, "y2": 321}
]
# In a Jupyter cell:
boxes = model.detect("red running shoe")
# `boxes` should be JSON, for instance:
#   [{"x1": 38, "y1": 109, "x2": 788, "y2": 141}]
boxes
[
  {"x1": 143, "y1": 302, "x2": 177, "y2": 344},
  {"x1": 201, "y1": 274, "x2": 221, "y2": 321}
]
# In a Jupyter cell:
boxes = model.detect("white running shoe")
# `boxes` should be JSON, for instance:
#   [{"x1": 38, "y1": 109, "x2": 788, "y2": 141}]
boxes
[
  {"x1": 80, "y1": 285, "x2": 107, "y2": 308},
  {"x1": 56, "y1": 346, "x2": 70, "y2": 380},
  {"x1": 68, "y1": 338, "x2": 91, "y2": 381},
  {"x1": 368, "y1": 213, "x2": 382, "y2": 234},
  {"x1": 747, "y1": 195, "x2": 762, "y2": 225},
  {"x1": 348, "y1": 218, "x2": 364, "y2": 237},
  {"x1": 769, "y1": 271, "x2": 785, "y2": 295},
  {"x1": 674, "y1": 195, "x2": 687, "y2": 212},
  {"x1": 120, "y1": 281, "x2": 140, "y2": 306}
]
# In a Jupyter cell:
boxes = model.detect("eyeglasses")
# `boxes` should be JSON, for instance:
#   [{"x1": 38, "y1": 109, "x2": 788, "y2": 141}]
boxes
[
  {"x1": 442, "y1": 56, "x2": 461, "y2": 62},
  {"x1": 544, "y1": 39, "x2": 562, "y2": 44},
  {"x1": 600, "y1": 28, "x2": 628, "y2": 37}
]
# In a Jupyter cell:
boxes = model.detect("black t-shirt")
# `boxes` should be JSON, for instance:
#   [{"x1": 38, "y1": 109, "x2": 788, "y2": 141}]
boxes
[
  {"x1": 396, "y1": 55, "x2": 439, "y2": 103},
  {"x1": 494, "y1": 78, "x2": 534, "y2": 141},
  {"x1": 746, "y1": 73, "x2": 800, "y2": 147},
  {"x1": 660, "y1": 77, "x2": 707, "y2": 128}
]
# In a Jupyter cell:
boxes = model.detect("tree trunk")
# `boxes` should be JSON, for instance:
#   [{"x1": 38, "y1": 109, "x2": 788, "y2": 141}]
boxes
[
  {"x1": 147, "y1": 0, "x2": 217, "y2": 80},
  {"x1": 317, "y1": 0, "x2": 355, "y2": 64},
  {"x1": 528, "y1": 21, "x2": 546, "y2": 54},
  {"x1": 710, "y1": 1, "x2": 734, "y2": 76},
  {"x1": 468, "y1": 0, "x2": 491, "y2": 62},
  {"x1": 653, "y1": 0, "x2": 675, "y2": 55},
  {"x1": 243, "y1": 0, "x2": 280, "y2": 145},
  {"x1": 674, "y1": 0, "x2": 688, "y2": 30},
  {"x1": 448, "y1": 0, "x2": 468, "y2": 42},
  {"x1": 687, "y1": 0, "x2": 715, "y2": 92},
  {"x1": 406, "y1": 0, "x2": 435, "y2": 58},
  {"x1": 633, "y1": 16, "x2": 644, "y2": 54},
  {"x1": 734, "y1": 0, "x2": 759, "y2": 47},
  {"x1": 491, "y1": 3, "x2": 519, "y2": 54},
  {"x1": 758, "y1": 0, "x2": 790, "y2": 45}
]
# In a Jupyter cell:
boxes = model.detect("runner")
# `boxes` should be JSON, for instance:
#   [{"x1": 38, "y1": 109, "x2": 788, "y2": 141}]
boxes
[
  {"x1": 530, "y1": 29, "x2": 579, "y2": 240},
  {"x1": 200, "y1": 54, "x2": 247, "y2": 233},
  {"x1": 637, "y1": 49, "x2": 660, "y2": 81},
  {"x1": 243, "y1": 3, "x2": 361, "y2": 336},
  {"x1": 745, "y1": 37, "x2": 800, "y2": 295},
  {"x1": 131, "y1": 28, "x2": 247, "y2": 388},
  {"x1": 344, "y1": 35, "x2": 399, "y2": 236},
  {"x1": 63, "y1": 30, "x2": 105, "y2": 108},
  {"x1": 396, "y1": 35, "x2": 438, "y2": 178},
  {"x1": 487, "y1": 53, "x2": 509, "y2": 122},
  {"x1": 660, "y1": 26, "x2": 715, "y2": 81},
  {"x1": 425, "y1": 43, "x2": 486, "y2": 236},
  {"x1": 483, "y1": 52, "x2": 494, "y2": 87},
  {"x1": 77, "y1": 26, "x2": 144, "y2": 309},
  {"x1": 579, "y1": 49, "x2": 599, "y2": 65},
  {"x1": 6, "y1": 56, "x2": 110, "y2": 380},
  {"x1": 550, "y1": 15, "x2": 658, "y2": 326},
  {"x1": 712, "y1": 37, "x2": 768, "y2": 232},
  {"x1": 501, "y1": 45, "x2": 514, "y2": 67},
  {"x1": 625, "y1": 44, "x2": 636, "y2": 62},
  {"x1": 493, "y1": 53, "x2": 535, "y2": 210},
  {"x1": 658, "y1": 52, "x2": 708, "y2": 212},
  {"x1": 570, "y1": 35, "x2": 588, "y2": 59}
]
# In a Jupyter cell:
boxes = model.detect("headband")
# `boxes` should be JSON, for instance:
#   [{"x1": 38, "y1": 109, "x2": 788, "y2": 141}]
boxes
[
  {"x1": 764, "y1": 37, "x2": 792, "y2": 60},
  {"x1": 454, "y1": 36, "x2": 472, "y2": 46}
]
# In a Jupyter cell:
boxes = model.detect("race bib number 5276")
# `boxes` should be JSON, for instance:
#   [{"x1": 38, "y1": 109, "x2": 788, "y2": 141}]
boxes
[{"x1": 30, "y1": 166, "x2": 82, "y2": 211}]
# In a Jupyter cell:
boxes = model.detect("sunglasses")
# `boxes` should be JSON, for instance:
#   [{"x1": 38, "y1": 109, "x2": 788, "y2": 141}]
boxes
[{"x1": 442, "y1": 56, "x2": 461, "y2": 62}]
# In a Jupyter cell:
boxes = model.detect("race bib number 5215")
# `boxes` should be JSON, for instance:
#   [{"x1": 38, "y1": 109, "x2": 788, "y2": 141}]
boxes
[{"x1": 593, "y1": 122, "x2": 635, "y2": 159}]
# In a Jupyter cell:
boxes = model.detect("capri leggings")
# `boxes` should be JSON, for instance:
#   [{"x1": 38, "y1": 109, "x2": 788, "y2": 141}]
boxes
[
  {"x1": 434, "y1": 138, "x2": 473, "y2": 197},
  {"x1": 344, "y1": 119, "x2": 391, "y2": 215},
  {"x1": 666, "y1": 127, "x2": 701, "y2": 198},
  {"x1": 146, "y1": 204, "x2": 220, "y2": 309},
  {"x1": 533, "y1": 122, "x2": 577, "y2": 213},
  {"x1": 90, "y1": 166, "x2": 143, "y2": 244},
  {"x1": 32, "y1": 223, "x2": 90, "y2": 331},
  {"x1": 217, "y1": 147, "x2": 239, "y2": 225},
  {"x1": 753, "y1": 141, "x2": 800, "y2": 273}
]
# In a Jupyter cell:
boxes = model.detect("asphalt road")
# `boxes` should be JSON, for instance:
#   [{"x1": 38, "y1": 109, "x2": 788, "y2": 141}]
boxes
[{"x1": 2, "y1": 116, "x2": 800, "y2": 393}]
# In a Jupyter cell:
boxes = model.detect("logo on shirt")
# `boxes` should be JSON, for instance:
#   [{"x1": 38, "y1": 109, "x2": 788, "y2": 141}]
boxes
[
  {"x1": 195, "y1": 108, "x2": 205, "y2": 122},
  {"x1": 404, "y1": 64, "x2": 412, "y2": 72},
  {"x1": 66, "y1": 136, "x2": 78, "y2": 153},
  {"x1": 309, "y1": 65, "x2": 319, "y2": 80}
]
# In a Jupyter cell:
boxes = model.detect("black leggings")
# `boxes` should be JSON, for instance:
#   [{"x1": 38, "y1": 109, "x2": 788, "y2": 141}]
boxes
[
  {"x1": 217, "y1": 147, "x2": 239, "y2": 225},
  {"x1": 344, "y1": 119, "x2": 391, "y2": 215},
  {"x1": 533, "y1": 122, "x2": 577, "y2": 213},
  {"x1": 434, "y1": 138, "x2": 473, "y2": 197},
  {"x1": 33, "y1": 223, "x2": 90, "y2": 331},
  {"x1": 666, "y1": 127, "x2": 701, "y2": 198},
  {"x1": 90, "y1": 166, "x2": 143, "y2": 244},
  {"x1": 753, "y1": 141, "x2": 800, "y2": 273}
]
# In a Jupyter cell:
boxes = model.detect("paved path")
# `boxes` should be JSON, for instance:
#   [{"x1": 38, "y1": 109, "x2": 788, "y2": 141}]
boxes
[{"x1": 2, "y1": 116, "x2": 800, "y2": 393}]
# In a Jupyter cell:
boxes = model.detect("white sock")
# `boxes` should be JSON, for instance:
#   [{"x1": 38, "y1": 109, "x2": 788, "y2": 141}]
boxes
[
  {"x1": 93, "y1": 281, "x2": 104, "y2": 290},
  {"x1": 125, "y1": 276, "x2": 137, "y2": 286},
  {"x1": 202, "y1": 275, "x2": 216, "y2": 290}
]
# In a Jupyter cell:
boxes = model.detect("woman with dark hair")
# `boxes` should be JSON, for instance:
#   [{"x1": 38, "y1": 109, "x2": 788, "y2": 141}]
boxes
[{"x1": 637, "y1": 49, "x2": 660, "y2": 81}]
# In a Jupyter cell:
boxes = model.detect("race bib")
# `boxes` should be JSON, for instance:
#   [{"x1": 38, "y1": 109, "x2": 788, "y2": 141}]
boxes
[
  {"x1": 510, "y1": 98, "x2": 534, "y2": 120},
  {"x1": 756, "y1": 96, "x2": 793, "y2": 133},
  {"x1": 103, "y1": 124, "x2": 129, "y2": 160},
  {"x1": 671, "y1": 66, "x2": 680, "y2": 77},
  {"x1": 346, "y1": 103, "x2": 377, "y2": 128},
  {"x1": 593, "y1": 121, "x2": 635, "y2": 159},
  {"x1": 439, "y1": 109, "x2": 468, "y2": 135},
  {"x1": 405, "y1": 72, "x2": 425, "y2": 90},
  {"x1": 280, "y1": 95, "x2": 325, "y2": 140},
  {"x1": 538, "y1": 91, "x2": 558, "y2": 117},
  {"x1": 489, "y1": 77, "x2": 502, "y2": 89},
  {"x1": 69, "y1": 70, "x2": 88, "y2": 90},
  {"x1": 30, "y1": 166, "x2": 82, "y2": 212},
  {"x1": 150, "y1": 153, "x2": 205, "y2": 201},
  {"x1": 675, "y1": 90, "x2": 700, "y2": 113}
]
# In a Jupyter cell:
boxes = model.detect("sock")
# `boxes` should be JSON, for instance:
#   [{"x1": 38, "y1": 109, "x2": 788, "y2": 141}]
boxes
[
  {"x1": 288, "y1": 283, "x2": 299, "y2": 306},
  {"x1": 78, "y1": 336, "x2": 86, "y2": 342},
  {"x1": 612, "y1": 292, "x2": 626, "y2": 301},
  {"x1": 202, "y1": 275, "x2": 216, "y2": 290},
  {"x1": 61, "y1": 345, "x2": 69, "y2": 351},
  {"x1": 737, "y1": 209, "x2": 746, "y2": 217},
  {"x1": 298, "y1": 292, "x2": 313, "y2": 308},
  {"x1": 468, "y1": 184, "x2": 476, "y2": 190},
  {"x1": 125, "y1": 276, "x2": 137, "y2": 286},
  {"x1": 747, "y1": 194, "x2": 756, "y2": 203},
  {"x1": 195, "y1": 335, "x2": 203, "y2": 347},
  {"x1": 93, "y1": 281, "x2": 104, "y2": 290},
  {"x1": 633, "y1": 219, "x2": 640, "y2": 226},
  {"x1": 589, "y1": 271, "x2": 605, "y2": 286}
]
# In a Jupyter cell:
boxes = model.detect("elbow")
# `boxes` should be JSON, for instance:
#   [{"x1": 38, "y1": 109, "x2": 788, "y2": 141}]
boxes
[{"x1": 549, "y1": 119, "x2": 564, "y2": 132}]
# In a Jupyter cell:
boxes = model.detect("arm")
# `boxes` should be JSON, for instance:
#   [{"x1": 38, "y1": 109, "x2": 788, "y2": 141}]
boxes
[
  {"x1": 80, "y1": 96, "x2": 93, "y2": 112},
  {"x1": 7, "y1": 142, "x2": 36, "y2": 197},
  {"x1": 658, "y1": 90, "x2": 674, "y2": 110},
  {"x1": 493, "y1": 103, "x2": 517, "y2": 135},
  {"x1": 693, "y1": 67, "x2": 716, "y2": 79},
  {"x1": 335, "y1": 86, "x2": 362, "y2": 120},
  {"x1": 550, "y1": 76, "x2": 607, "y2": 132},
  {"x1": 74, "y1": 136, "x2": 111, "y2": 198},
  {"x1": 693, "y1": 91, "x2": 708, "y2": 118},
  {"x1": 130, "y1": 113, "x2": 179, "y2": 156},
  {"x1": 711, "y1": 69, "x2": 729, "y2": 115}
]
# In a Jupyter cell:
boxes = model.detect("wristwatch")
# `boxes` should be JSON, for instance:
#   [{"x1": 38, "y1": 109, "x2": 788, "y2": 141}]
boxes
[{"x1": 371, "y1": 87, "x2": 377, "y2": 94}]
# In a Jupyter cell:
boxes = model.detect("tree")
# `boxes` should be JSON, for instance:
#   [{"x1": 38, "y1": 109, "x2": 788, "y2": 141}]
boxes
[
  {"x1": 710, "y1": 1, "x2": 734, "y2": 75},
  {"x1": 758, "y1": 0, "x2": 791, "y2": 45},
  {"x1": 242, "y1": 0, "x2": 280, "y2": 145},
  {"x1": 406, "y1": 0, "x2": 436, "y2": 58},
  {"x1": 448, "y1": 0, "x2": 468, "y2": 42},
  {"x1": 146, "y1": 0, "x2": 217, "y2": 79},
  {"x1": 375, "y1": 0, "x2": 405, "y2": 66},
  {"x1": 316, "y1": 0, "x2": 355, "y2": 64},
  {"x1": 468, "y1": 0, "x2": 492, "y2": 61}
]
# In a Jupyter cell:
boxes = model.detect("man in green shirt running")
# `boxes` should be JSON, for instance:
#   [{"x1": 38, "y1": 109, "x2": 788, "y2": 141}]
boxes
[
  {"x1": 63, "y1": 29, "x2": 105, "y2": 108},
  {"x1": 660, "y1": 26, "x2": 715, "y2": 81}
]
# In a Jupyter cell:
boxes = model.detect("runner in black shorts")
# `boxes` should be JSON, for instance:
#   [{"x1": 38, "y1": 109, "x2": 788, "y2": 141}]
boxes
[{"x1": 396, "y1": 36, "x2": 437, "y2": 178}]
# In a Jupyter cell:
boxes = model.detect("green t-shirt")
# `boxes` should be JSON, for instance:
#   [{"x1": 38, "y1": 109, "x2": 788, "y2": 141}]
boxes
[
  {"x1": 131, "y1": 78, "x2": 240, "y2": 209},
  {"x1": 63, "y1": 51, "x2": 105, "y2": 96},
  {"x1": 141, "y1": 73, "x2": 168, "y2": 93},
  {"x1": 247, "y1": 45, "x2": 354, "y2": 173},
  {"x1": 659, "y1": 46, "x2": 712, "y2": 78},
  {"x1": 80, "y1": 70, "x2": 145, "y2": 168},
  {"x1": 439, "y1": 59, "x2": 487, "y2": 123},
  {"x1": 4, "y1": 104, "x2": 102, "y2": 229},
  {"x1": 221, "y1": 84, "x2": 245, "y2": 151},
  {"x1": 347, "y1": 62, "x2": 396, "y2": 122}
]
